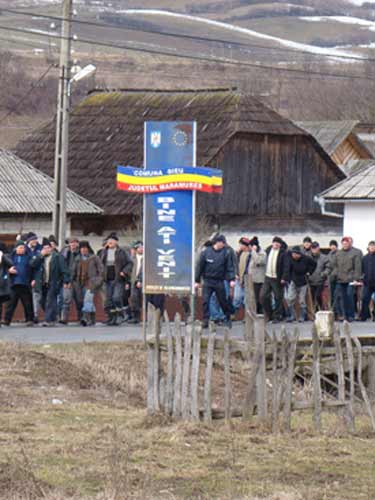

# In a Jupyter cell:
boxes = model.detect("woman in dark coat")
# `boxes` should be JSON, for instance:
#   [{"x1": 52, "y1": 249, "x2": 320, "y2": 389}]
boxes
[{"x1": 0, "y1": 242, "x2": 14, "y2": 324}]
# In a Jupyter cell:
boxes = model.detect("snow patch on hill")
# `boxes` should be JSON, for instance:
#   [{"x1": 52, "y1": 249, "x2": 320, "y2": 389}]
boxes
[{"x1": 118, "y1": 9, "x2": 363, "y2": 60}]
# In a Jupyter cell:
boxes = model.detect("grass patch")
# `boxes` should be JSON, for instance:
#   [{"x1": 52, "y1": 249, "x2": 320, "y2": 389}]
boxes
[{"x1": 0, "y1": 341, "x2": 375, "y2": 499}]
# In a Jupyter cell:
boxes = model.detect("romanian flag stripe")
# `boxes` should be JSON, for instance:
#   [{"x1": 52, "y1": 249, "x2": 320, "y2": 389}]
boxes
[
  {"x1": 117, "y1": 172, "x2": 222, "y2": 187},
  {"x1": 117, "y1": 165, "x2": 222, "y2": 178},
  {"x1": 117, "y1": 181, "x2": 222, "y2": 194}
]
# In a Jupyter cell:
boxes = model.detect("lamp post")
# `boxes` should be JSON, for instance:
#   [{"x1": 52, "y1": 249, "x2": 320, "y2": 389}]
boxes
[{"x1": 52, "y1": 0, "x2": 96, "y2": 246}]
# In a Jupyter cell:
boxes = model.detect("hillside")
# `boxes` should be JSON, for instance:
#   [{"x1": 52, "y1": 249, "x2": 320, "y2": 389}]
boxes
[{"x1": 1, "y1": 0, "x2": 375, "y2": 148}]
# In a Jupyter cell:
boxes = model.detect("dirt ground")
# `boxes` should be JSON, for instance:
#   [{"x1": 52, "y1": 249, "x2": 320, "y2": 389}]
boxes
[{"x1": 0, "y1": 340, "x2": 375, "y2": 500}]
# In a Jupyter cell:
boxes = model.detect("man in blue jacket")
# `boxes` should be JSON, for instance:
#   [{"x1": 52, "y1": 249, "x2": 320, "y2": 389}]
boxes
[
  {"x1": 4, "y1": 240, "x2": 34, "y2": 326},
  {"x1": 195, "y1": 234, "x2": 235, "y2": 329}
]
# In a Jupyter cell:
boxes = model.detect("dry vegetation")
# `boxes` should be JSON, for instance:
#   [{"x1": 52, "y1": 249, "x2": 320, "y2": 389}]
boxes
[{"x1": 0, "y1": 340, "x2": 375, "y2": 499}]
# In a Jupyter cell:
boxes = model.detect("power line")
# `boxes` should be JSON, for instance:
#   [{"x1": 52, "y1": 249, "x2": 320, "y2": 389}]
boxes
[
  {"x1": 0, "y1": 63, "x2": 56, "y2": 122},
  {"x1": 0, "y1": 24, "x2": 373, "y2": 81},
  {"x1": 1, "y1": 6, "x2": 373, "y2": 63}
]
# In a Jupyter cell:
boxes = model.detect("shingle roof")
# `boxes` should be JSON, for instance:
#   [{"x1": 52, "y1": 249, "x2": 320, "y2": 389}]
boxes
[
  {"x1": 15, "y1": 88, "x2": 308, "y2": 216},
  {"x1": 319, "y1": 160, "x2": 375, "y2": 201},
  {"x1": 295, "y1": 120, "x2": 359, "y2": 156},
  {"x1": 0, "y1": 149, "x2": 103, "y2": 214}
]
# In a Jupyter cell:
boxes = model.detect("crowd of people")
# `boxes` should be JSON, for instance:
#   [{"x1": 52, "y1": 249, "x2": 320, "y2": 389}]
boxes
[
  {"x1": 1, "y1": 230, "x2": 374, "y2": 329},
  {"x1": 195, "y1": 233, "x2": 375, "y2": 328},
  {"x1": 0, "y1": 232, "x2": 144, "y2": 327}
]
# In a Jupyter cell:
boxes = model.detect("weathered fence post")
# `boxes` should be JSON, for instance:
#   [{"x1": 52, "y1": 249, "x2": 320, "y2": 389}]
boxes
[
  {"x1": 255, "y1": 316, "x2": 267, "y2": 419},
  {"x1": 147, "y1": 304, "x2": 156, "y2": 414},
  {"x1": 312, "y1": 324, "x2": 322, "y2": 431},
  {"x1": 367, "y1": 354, "x2": 375, "y2": 401},
  {"x1": 204, "y1": 322, "x2": 216, "y2": 423},
  {"x1": 271, "y1": 330, "x2": 279, "y2": 432},
  {"x1": 190, "y1": 322, "x2": 202, "y2": 421},
  {"x1": 172, "y1": 313, "x2": 183, "y2": 418},
  {"x1": 153, "y1": 307, "x2": 162, "y2": 412},
  {"x1": 352, "y1": 335, "x2": 375, "y2": 431},
  {"x1": 333, "y1": 324, "x2": 345, "y2": 402},
  {"x1": 283, "y1": 328, "x2": 299, "y2": 432},
  {"x1": 181, "y1": 322, "x2": 193, "y2": 419},
  {"x1": 243, "y1": 321, "x2": 262, "y2": 420},
  {"x1": 343, "y1": 321, "x2": 356, "y2": 432},
  {"x1": 224, "y1": 327, "x2": 232, "y2": 422},
  {"x1": 276, "y1": 327, "x2": 288, "y2": 419},
  {"x1": 164, "y1": 311, "x2": 174, "y2": 415}
]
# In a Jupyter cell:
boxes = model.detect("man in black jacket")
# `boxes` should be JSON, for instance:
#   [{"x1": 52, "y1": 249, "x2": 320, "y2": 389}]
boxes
[
  {"x1": 263, "y1": 236, "x2": 288, "y2": 323},
  {"x1": 99, "y1": 233, "x2": 133, "y2": 326},
  {"x1": 286, "y1": 246, "x2": 317, "y2": 322},
  {"x1": 195, "y1": 234, "x2": 235, "y2": 329},
  {"x1": 360, "y1": 241, "x2": 375, "y2": 321}
]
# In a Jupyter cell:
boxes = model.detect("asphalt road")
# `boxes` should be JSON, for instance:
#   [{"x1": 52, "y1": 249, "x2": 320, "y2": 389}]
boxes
[{"x1": 1, "y1": 320, "x2": 375, "y2": 345}]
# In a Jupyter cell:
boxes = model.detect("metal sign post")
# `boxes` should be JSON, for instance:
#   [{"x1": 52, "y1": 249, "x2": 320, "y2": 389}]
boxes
[{"x1": 117, "y1": 121, "x2": 223, "y2": 337}]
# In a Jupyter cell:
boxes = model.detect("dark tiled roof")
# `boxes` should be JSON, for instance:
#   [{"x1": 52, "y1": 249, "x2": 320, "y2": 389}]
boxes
[
  {"x1": 15, "y1": 88, "x2": 307, "y2": 216},
  {"x1": 0, "y1": 149, "x2": 102, "y2": 214}
]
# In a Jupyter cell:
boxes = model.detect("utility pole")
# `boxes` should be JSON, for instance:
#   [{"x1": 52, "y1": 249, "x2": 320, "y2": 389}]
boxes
[{"x1": 53, "y1": 0, "x2": 73, "y2": 247}]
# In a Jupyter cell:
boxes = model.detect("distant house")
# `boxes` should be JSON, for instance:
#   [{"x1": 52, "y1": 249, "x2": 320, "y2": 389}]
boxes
[
  {"x1": 296, "y1": 121, "x2": 373, "y2": 175},
  {"x1": 0, "y1": 149, "x2": 102, "y2": 247},
  {"x1": 16, "y1": 88, "x2": 346, "y2": 247},
  {"x1": 317, "y1": 160, "x2": 375, "y2": 252}
]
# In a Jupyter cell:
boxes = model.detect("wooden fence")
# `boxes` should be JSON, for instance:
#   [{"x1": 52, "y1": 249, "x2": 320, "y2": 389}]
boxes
[{"x1": 146, "y1": 304, "x2": 375, "y2": 433}]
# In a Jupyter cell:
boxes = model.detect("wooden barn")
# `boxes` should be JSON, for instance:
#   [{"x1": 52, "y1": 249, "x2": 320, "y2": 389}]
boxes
[
  {"x1": 15, "y1": 88, "x2": 346, "y2": 248},
  {"x1": 296, "y1": 121, "x2": 373, "y2": 175}
]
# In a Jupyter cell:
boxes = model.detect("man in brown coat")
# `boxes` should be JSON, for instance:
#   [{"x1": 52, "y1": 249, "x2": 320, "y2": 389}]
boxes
[{"x1": 72, "y1": 241, "x2": 104, "y2": 326}]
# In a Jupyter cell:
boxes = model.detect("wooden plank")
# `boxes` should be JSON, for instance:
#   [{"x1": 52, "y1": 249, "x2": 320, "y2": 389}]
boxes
[
  {"x1": 164, "y1": 310, "x2": 174, "y2": 416},
  {"x1": 173, "y1": 313, "x2": 183, "y2": 418},
  {"x1": 367, "y1": 354, "x2": 375, "y2": 401},
  {"x1": 283, "y1": 328, "x2": 299, "y2": 432},
  {"x1": 312, "y1": 324, "x2": 322, "y2": 431},
  {"x1": 352, "y1": 335, "x2": 375, "y2": 431},
  {"x1": 276, "y1": 327, "x2": 288, "y2": 417},
  {"x1": 271, "y1": 330, "x2": 279, "y2": 433},
  {"x1": 224, "y1": 327, "x2": 232, "y2": 422},
  {"x1": 190, "y1": 322, "x2": 202, "y2": 421},
  {"x1": 243, "y1": 322, "x2": 262, "y2": 420},
  {"x1": 181, "y1": 322, "x2": 193, "y2": 419},
  {"x1": 255, "y1": 316, "x2": 267, "y2": 419},
  {"x1": 343, "y1": 322, "x2": 356, "y2": 432},
  {"x1": 153, "y1": 308, "x2": 161, "y2": 413},
  {"x1": 333, "y1": 324, "x2": 345, "y2": 402},
  {"x1": 204, "y1": 322, "x2": 216, "y2": 423},
  {"x1": 147, "y1": 304, "x2": 156, "y2": 414}
]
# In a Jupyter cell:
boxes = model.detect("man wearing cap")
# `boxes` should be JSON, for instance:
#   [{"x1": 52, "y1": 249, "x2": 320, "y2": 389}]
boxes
[
  {"x1": 233, "y1": 237, "x2": 250, "y2": 312},
  {"x1": 331, "y1": 236, "x2": 362, "y2": 322},
  {"x1": 263, "y1": 236, "x2": 288, "y2": 322},
  {"x1": 60, "y1": 237, "x2": 80, "y2": 324},
  {"x1": 31, "y1": 237, "x2": 70, "y2": 327},
  {"x1": 4, "y1": 241, "x2": 34, "y2": 326},
  {"x1": 246, "y1": 236, "x2": 266, "y2": 314},
  {"x1": 301, "y1": 236, "x2": 313, "y2": 257},
  {"x1": 360, "y1": 241, "x2": 375, "y2": 321},
  {"x1": 128, "y1": 241, "x2": 143, "y2": 324},
  {"x1": 72, "y1": 241, "x2": 104, "y2": 326},
  {"x1": 99, "y1": 233, "x2": 133, "y2": 326},
  {"x1": 308, "y1": 242, "x2": 331, "y2": 312},
  {"x1": 285, "y1": 246, "x2": 316, "y2": 322},
  {"x1": 26, "y1": 233, "x2": 42, "y2": 323},
  {"x1": 195, "y1": 234, "x2": 235, "y2": 329}
]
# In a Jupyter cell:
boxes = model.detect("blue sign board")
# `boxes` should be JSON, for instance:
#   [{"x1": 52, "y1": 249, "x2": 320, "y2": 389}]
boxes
[{"x1": 143, "y1": 122, "x2": 196, "y2": 294}]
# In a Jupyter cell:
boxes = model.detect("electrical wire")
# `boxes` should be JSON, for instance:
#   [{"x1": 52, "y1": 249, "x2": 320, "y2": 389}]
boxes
[
  {"x1": 1, "y1": 6, "x2": 374, "y2": 63},
  {"x1": 0, "y1": 24, "x2": 373, "y2": 81},
  {"x1": 0, "y1": 63, "x2": 56, "y2": 122}
]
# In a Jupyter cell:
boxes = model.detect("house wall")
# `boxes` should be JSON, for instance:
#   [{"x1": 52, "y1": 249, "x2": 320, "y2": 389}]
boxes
[
  {"x1": 0, "y1": 216, "x2": 71, "y2": 246},
  {"x1": 198, "y1": 133, "x2": 343, "y2": 218},
  {"x1": 344, "y1": 202, "x2": 375, "y2": 253}
]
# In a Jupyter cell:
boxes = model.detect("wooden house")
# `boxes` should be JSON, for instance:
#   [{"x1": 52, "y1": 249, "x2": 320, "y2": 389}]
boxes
[
  {"x1": 317, "y1": 160, "x2": 375, "y2": 253},
  {"x1": 15, "y1": 89, "x2": 346, "y2": 248},
  {"x1": 296, "y1": 121, "x2": 373, "y2": 175}
]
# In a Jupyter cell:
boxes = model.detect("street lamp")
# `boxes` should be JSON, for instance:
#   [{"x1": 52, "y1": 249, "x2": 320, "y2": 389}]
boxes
[
  {"x1": 68, "y1": 64, "x2": 96, "y2": 96},
  {"x1": 52, "y1": 1, "x2": 96, "y2": 247}
]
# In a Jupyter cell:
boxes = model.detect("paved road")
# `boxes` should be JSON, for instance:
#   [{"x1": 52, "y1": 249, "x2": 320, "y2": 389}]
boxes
[{"x1": 1, "y1": 320, "x2": 375, "y2": 345}]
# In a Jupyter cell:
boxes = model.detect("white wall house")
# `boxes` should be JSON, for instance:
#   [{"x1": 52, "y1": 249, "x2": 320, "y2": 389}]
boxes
[{"x1": 317, "y1": 160, "x2": 375, "y2": 253}]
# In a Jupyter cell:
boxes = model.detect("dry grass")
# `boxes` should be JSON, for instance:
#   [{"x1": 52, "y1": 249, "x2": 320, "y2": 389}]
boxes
[{"x1": 0, "y1": 341, "x2": 375, "y2": 499}]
